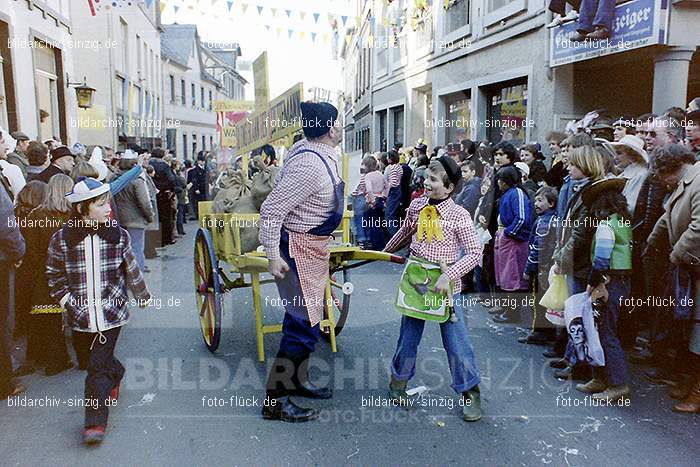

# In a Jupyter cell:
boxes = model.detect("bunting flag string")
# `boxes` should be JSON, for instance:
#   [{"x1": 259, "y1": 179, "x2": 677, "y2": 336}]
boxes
[{"x1": 161, "y1": 0, "x2": 358, "y2": 45}]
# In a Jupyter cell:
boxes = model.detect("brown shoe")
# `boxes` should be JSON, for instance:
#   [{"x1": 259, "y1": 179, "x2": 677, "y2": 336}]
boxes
[
  {"x1": 672, "y1": 379, "x2": 700, "y2": 414},
  {"x1": 568, "y1": 30, "x2": 589, "y2": 42},
  {"x1": 586, "y1": 26, "x2": 611, "y2": 40},
  {"x1": 576, "y1": 378, "x2": 607, "y2": 394}
]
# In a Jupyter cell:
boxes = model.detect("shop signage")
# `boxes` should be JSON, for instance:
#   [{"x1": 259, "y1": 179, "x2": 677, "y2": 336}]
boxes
[{"x1": 549, "y1": 0, "x2": 668, "y2": 67}]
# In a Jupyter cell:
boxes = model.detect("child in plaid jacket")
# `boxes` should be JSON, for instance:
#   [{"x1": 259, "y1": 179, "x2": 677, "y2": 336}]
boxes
[{"x1": 46, "y1": 177, "x2": 150, "y2": 445}]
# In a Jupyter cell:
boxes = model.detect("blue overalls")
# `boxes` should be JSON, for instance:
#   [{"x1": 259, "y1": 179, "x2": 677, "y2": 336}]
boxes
[{"x1": 276, "y1": 149, "x2": 345, "y2": 358}]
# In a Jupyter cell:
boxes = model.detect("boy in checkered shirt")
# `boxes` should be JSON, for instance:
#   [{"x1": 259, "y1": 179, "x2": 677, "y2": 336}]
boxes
[{"x1": 383, "y1": 156, "x2": 483, "y2": 422}]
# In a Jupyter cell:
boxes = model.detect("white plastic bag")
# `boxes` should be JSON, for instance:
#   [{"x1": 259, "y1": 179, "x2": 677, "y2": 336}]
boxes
[{"x1": 564, "y1": 292, "x2": 605, "y2": 367}]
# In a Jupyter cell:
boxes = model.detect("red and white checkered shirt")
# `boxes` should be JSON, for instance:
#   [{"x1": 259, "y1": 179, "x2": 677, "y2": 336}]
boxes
[
  {"x1": 259, "y1": 139, "x2": 340, "y2": 261},
  {"x1": 384, "y1": 163, "x2": 402, "y2": 190},
  {"x1": 384, "y1": 196, "x2": 482, "y2": 289}
]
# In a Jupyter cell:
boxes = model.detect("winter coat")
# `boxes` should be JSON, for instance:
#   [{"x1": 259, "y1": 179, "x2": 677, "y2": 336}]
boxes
[
  {"x1": 46, "y1": 222, "x2": 150, "y2": 332},
  {"x1": 20, "y1": 209, "x2": 70, "y2": 313},
  {"x1": 552, "y1": 179, "x2": 598, "y2": 280},
  {"x1": 113, "y1": 171, "x2": 155, "y2": 229},
  {"x1": 498, "y1": 186, "x2": 534, "y2": 241},
  {"x1": 0, "y1": 186, "x2": 24, "y2": 263},
  {"x1": 648, "y1": 162, "x2": 700, "y2": 270},
  {"x1": 454, "y1": 177, "x2": 482, "y2": 217}
]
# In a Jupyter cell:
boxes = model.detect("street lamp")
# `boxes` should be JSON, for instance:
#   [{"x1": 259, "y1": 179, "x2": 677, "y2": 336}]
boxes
[{"x1": 66, "y1": 74, "x2": 96, "y2": 109}]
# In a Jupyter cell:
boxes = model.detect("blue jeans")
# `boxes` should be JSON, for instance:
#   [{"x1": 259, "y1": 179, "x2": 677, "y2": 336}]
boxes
[
  {"x1": 351, "y1": 194, "x2": 368, "y2": 243},
  {"x1": 176, "y1": 204, "x2": 186, "y2": 234},
  {"x1": 596, "y1": 277, "x2": 630, "y2": 386},
  {"x1": 366, "y1": 198, "x2": 387, "y2": 251},
  {"x1": 391, "y1": 293, "x2": 481, "y2": 393},
  {"x1": 385, "y1": 186, "x2": 402, "y2": 237},
  {"x1": 577, "y1": 0, "x2": 615, "y2": 32},
  {"x1": 127, "y1": 227, "x2": 146, "y2": 271},
  {"x1": 565, "y1": 276, "x2": 587, "y2": 365}
]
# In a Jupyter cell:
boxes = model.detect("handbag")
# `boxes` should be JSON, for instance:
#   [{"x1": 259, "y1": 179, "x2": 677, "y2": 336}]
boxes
[{"x1": 395, "y1": 256, "x2": 452, "y2": 323}]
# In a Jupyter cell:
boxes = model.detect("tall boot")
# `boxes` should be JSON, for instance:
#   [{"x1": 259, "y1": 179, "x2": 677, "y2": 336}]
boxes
[
  {"x1": 262, "y1": 350, "x2": 318, "y2": 422},
  {"x1": 388, "y1": 375, "x2": 411, "y2": 407},
  {"x1": 289, "y1": 354, "x2": 332, "y2": 399}
]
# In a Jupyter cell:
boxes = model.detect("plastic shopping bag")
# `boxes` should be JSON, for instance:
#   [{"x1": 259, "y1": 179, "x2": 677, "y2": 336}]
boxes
[
  {"x1": 540, "y1": 265, "x2": 569, "y2": 312},
  {"x1": 564, "y1": 292, "x2": 606, "y2": 367}
]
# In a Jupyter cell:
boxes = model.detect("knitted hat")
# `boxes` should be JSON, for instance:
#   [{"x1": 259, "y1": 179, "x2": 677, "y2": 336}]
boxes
[
  {"x1": 66, "y1": 176, "x2": 110, "y2": 203},
  {"x1": 300, "y1": 101, "x2": 338, "y2": 138}
]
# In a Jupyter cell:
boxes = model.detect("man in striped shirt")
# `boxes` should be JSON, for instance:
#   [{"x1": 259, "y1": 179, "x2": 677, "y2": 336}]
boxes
[
  {"x1": 259, "y1": 102, "x2": 344, "y2": 423},
  {"x1": 384, "y1": 151, "x2": 403, "y2": 236}
]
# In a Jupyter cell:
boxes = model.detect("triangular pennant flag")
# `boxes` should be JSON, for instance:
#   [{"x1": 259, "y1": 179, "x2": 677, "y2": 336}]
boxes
[
  {"x1": 313, "y1": 13, "x2": 319, "y2": 23},
  {"x1": 367, "y1": 36, "x2": 374, "y2": 47},
  {"x1": 383, "y1": 17, "x2": 389, "y2": 27},
  {"x1": 345, "y1": 34, "x2": 352, "y2": 46},
  {"x1": 285, "y1": 9, "x2": 292, "y2": 18},
  {"x1": 174, "y1": 5, "x2": 180, "y2": 14},
  {"x1": 300, "y1": 31, "x2": 306, "y2": 40},
  {"x1": 241, "y1": 3, "x2": 248, "y2": 14},
  {"x1": 276, "y1": 26, "x2": 283, "y2": 36},
  {"x1": 288, "y1": 29, "x2": 293, "y2": 39},
  {"x1": 226, "y1": 1, "x2": 233, "y2": 12},
  {"x1": 327, "y1": 13, "x2": 334, "y2": 23},
  {"x1": 322, "y1": 32, "x2": 330, "y2": 43},
  {"x1": 300, "y1": 12, "x2": 306, "y2": 21},
  {"x1": 341, "y1": 15, "x2": 348, "y2": 26},
  {"x1": 311, "y1": 32, "x2": 317, "y2": 42},
  {"x1": 265, "y1": 24, "x2": 271, "y2": 31},
  {"x1": 160, "y1": 2, "x2": 167, "y2": 13},
  {"x1": 271, "y1": 7, "x2": 277, "y2": 16},
  {"x1": 356, "y1": 15, "x2": 361, "y2": 28},
  {"x1": 256, "y1": 5, "x2": 263, "y2": 15}
]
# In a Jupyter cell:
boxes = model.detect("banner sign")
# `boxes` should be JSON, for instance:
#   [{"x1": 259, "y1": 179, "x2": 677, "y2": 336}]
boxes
[
  {"x1": 233, "y1": 83, "x2": 303, "y2": 156},
  {"x1": 212, "y1": 100, "x2": 255, "y2": 112},
  {"x1": 549, "y1": 0, "x2": 668, "y2": 67}
]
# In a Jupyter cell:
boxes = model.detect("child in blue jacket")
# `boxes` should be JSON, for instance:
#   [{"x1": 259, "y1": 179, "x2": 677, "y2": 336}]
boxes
[{"x1": 493, "y1": 166, "x2": 534, "y2": 323}]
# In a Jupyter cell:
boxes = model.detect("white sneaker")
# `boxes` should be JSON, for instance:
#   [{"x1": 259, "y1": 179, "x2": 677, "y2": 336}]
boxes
[
  {"x1": 547, "y1": 14, "x2": 563, "y2": 29},
  {"x1": 562, "y1": 9, "x2": 579, "y2": 21}
]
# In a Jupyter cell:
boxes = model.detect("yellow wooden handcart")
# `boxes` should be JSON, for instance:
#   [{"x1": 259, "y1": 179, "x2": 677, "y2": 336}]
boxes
[{"x1": 193, "y1": 202, "x2": 404, "y2": 362}]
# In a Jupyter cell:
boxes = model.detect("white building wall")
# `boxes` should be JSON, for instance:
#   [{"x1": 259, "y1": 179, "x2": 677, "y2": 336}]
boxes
[{"x1": 0, "y1": 0, "x2": 77, "y2": 143}]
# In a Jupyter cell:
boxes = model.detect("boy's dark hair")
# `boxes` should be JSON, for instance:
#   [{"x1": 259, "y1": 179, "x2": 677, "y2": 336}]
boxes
[
  {"x1": 427, "y1": 159, "x2": 463, "y2": 197},
  {"x1": 26, "y1": 141, "x2": 49, "y2": 166},
  {"x1": 590, "y1": 190, "x2": 630, "y2": 222},
  {"x1": 378, "y1": 152, "x2": 390, "y2": 166},
  {"x1": 496, "y1": 165, "x2": 522, "y2": 188},
  {"x1": 461, "y1": 160, "x2": 476, "y2": 172},
  {"x1": 535, "y1": 186, "x2": 558, "y2": 207},
  {"x1": 184, "y1": 160, "x2": 193, "y2": 168},
  {"x1": 461, "y1": 139, "x2": 476, "y2": 155},
  {"x1": 493, "y1": 141, "x2": 520, "y2": 164},
  {"x1": 71, "y1": 191, "x2": 112, "y2": 218},
  {"x1": 416, "y1": 155, "x2": 429, "y2": 168},
  {"x1": 361, "y1": 155, "x2": 378, "y2": 172},
  {"x1": 151, "y1": 147, "x2": 165, "y2": 159},
  {"x1": 387, "y1": 150, "x2": 400, "y2": 164},
  {"x1": 261, "y1": 144, "x2": 276, "y2": 161}
]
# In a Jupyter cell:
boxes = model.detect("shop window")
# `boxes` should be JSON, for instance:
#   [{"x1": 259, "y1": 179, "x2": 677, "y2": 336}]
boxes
[
  {"x1": 378, "y1": 110, "x2": 387, "y2": 151},
  {"x1": 486, "y1": 80, "x2": 528, "y2": 145},
  {"x1": 445, "y1": 91, "x2": 472, "y2": 144},
  {"x1": 393, "y1": 107, "x2": 405, "y2": 147},
  {"x1": 182, "y1": 133, "x2": 188, "y2": 160}
]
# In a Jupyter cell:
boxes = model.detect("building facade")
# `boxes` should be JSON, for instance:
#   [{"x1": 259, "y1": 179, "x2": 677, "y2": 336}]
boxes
[
  {"x1": 0, "y1": 0, "x2": 78, "y2": 144},
  {"x1": 344, "y1": 0, "x2": 699, "y2": 157},
  {"x1": 161, "y1": 25, "x2": 246, "y2": 161},
  {"x1": 69, "y1": 0, "x2": 164, "y2": 150}
]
